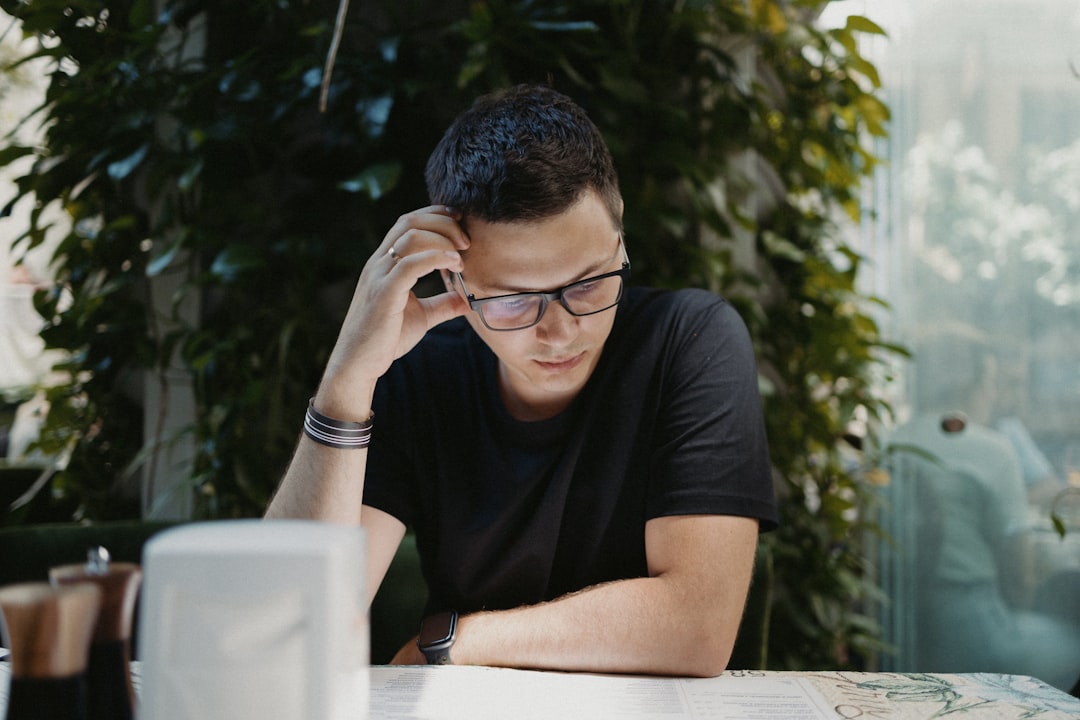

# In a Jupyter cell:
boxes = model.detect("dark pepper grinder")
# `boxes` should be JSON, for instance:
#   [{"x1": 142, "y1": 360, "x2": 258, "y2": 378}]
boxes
[
  {"x1": 0, "y1": 581, "x2": 102, "y2": 720},
  {"x1": 50, "y1": 548, "x2": 143, "y2": 720}
]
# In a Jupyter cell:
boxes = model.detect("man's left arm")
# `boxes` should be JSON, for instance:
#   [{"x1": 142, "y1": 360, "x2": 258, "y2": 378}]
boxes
[{"x1": 393, "y1": 513, "x2": 760, "y2": 676}]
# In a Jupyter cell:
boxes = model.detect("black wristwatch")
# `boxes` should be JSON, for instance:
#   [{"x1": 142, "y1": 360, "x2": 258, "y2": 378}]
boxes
[{"x1": 417, "y1": 610, "x2": 458, "y2": 665}]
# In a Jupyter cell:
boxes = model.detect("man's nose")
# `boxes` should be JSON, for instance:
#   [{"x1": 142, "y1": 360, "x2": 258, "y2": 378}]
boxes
[{"x1": 535, "y1": 300, "x2": 578, "y2": 344}]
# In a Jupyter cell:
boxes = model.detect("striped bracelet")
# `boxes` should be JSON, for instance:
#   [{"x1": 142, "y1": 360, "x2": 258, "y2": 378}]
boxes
[{"x1": 303, "y1": 399, "x2": 374, "y2": 449}]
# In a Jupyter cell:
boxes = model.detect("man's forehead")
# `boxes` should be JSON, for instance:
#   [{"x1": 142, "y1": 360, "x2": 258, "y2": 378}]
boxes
[
  {"x1": 461, "y1": 233, "x2": 621, "y2": 294},
  {"x1": 457, "y1": 189, "x2": 619, "y2": 282}
]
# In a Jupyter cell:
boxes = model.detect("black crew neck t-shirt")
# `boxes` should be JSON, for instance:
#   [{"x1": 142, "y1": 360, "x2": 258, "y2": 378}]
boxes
[{"x1": 363, "y1": 286, "x2": 777, "y2": 614}]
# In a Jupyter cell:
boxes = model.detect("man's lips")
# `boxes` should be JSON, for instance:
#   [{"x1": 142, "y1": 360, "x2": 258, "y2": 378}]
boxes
[{"x1": 534, "y1": 351, "x2": 586, "y2": 371}]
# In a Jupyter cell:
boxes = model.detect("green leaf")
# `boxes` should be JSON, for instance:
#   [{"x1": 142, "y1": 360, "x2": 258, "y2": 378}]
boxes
[
  {"x1": 339, "y1": 163, "x2": 402, "y2": 200},
  {"x1": 146, "y1": 237, "x2": 183, "y2": 277},
  {"x1": 855, "y1": 94, "x2": 891, "y2": 136},
  {"x1": 380, "y1": 38, "x2": 400, "y2": 64},
  {"x1": 846, "y1": 15, "x2": 887, "y2": 36},
  {"x1": 4, "y1": 44, "x2": 68, "y2": 71},
  {"x1": 847, "y1": 55, "x2": 882, "y2": 89},
  {"x1": 1051, "y1": 512, "x2": 1067, "y2": 539},
  {"x1": 107, "y1": 144, "x2": 149, "y2": 181},
  {"x1": 0, "y1": 196, "x2": 17, "y2": 220},
  {"x1": 209, "y1": 245, "x2": 264, "y2": 281},
  {"x1": 357, "y1": 95, "x2": 394, "y2": 139},
  {"x1": 0, "y1": 145, "x2": 35, "y2": 169},
  {"x1": 457, "y1": 42, "x2": 490, "y2": 88},
  {"x1": 762, "y1": 232, "x2": 807, "y2": 262},
  {"x1": 129, "y1": 0, "x2": 155, "y2": 29},
  {"x1": 752, "y1": 0, "x2": 788, "y2": 34},
  {"x1": 178, "y1": 159, "x2": 203, "y2": 192},
  {"x1": 529, "y1": 21, "x2": 598, "y2": 33}
]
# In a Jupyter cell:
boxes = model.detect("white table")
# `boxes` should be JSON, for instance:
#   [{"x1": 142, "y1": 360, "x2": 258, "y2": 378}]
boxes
[{"x1": 2, "y1": 662, "x2": 1078, "y2": 719}]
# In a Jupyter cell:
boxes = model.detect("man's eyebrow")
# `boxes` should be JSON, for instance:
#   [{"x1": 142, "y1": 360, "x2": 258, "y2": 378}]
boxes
[{"x1": 484, "y1": 240, "x2": 622, "y2": 295}]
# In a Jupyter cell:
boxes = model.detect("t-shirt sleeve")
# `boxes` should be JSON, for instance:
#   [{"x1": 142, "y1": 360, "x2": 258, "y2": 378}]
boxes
[
  {"x1": 361, "y1": 389, "x2": 417, "y2": 525},
  {"x1": 645, "y1": 294, "x2": 778, "y2": 530},
  {"x1": 361, "y1": 350, "x2": 431, "y2": 526}
]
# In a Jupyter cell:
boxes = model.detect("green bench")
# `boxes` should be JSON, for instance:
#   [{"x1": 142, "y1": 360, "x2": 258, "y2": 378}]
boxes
[{"x1": 0, "y1": 520, "x2": 424, "y2": 663}]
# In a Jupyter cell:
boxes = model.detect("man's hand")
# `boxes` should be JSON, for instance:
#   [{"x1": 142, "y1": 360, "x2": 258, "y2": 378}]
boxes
[
  {"x1": 390, "y1": 636, "x2": 425, "y2": 666},
  {"x1": 317, "y1": 205, "x2": 471, "y2": 416}
]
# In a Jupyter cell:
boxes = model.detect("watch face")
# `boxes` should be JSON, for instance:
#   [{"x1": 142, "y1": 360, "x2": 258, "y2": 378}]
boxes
[{"x1": 419, "y1": 611, "x2": 456, "y2": 647}]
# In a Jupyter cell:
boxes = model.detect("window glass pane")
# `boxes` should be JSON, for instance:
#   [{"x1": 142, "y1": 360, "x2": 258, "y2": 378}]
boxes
[{"x1": 850, "y1": 0, "x2": 1080, "y2": 690}]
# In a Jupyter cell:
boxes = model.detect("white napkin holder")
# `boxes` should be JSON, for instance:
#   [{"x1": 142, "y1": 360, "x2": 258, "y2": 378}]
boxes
[{"x1": 137, "y1": 520, "x2": 367, "y2": 720}]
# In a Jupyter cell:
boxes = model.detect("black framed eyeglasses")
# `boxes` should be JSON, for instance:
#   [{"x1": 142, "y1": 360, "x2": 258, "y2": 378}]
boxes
[{"x1": 455, "y1": 244, "x2": 630, "y2": 332}]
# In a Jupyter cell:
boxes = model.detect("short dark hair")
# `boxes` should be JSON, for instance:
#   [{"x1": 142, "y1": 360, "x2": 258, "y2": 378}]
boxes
[{"x1": 425, "y1": 84, "x2": 622, "y2": 229}]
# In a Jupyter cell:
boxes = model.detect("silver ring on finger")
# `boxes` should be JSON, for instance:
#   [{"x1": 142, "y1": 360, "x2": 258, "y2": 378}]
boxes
[{"x1": 387, "y1": 245, "x2": 401, "y2": 262}]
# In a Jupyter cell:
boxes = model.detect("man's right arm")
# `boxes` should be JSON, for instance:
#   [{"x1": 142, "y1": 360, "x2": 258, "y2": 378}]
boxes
[
  {"x1": 264, "y1": 383, "x2": 377, "y2": 524},
  {"x1": 265, "y1": 419, "x2": 408, "y2": 607},
  {"x1": 264, "y1": 205, "x2": 469, "y2": 599},
  {"x1": 265, "y1": 391, "x2": 409, "y2": 607},
  {"x1": 266, "y1": 204, "x2": 469, "y2": 521}
]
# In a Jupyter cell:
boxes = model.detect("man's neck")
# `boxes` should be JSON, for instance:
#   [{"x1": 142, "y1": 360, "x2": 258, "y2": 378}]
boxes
[{"x1": 497, "y1": 365, "x2": 577, "y2": 422}]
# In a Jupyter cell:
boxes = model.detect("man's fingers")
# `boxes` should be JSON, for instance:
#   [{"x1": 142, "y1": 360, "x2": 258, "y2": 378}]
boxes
[
  {"x1": 384, "y1": 248, "x2": 464, "y2": 289},
  {"x1": 419, "y1": 290, "x2": 469, "y2": 330},
  {"x1": 381, "y1": 207, "x2": 470, "y2": 259}
]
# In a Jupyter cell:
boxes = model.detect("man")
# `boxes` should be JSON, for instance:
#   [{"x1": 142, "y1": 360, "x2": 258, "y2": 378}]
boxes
[
  {"x1": 889, "y1": 412, "x2": 1080, "y2": 691},
  {"x1": 266, "y1": 84, "x2": 777, "y2": 676}
]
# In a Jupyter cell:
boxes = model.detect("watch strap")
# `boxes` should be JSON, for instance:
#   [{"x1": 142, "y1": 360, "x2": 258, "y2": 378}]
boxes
[{"x1": 417, "y1": 610, "x2": 458, "y2": 665}]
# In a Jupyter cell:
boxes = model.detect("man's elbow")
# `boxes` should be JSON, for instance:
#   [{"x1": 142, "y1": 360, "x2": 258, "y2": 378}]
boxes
[
  {"x1": 670, "y1": 626, "x2": 736, "y2": 678},
  {"x1": 679, "y1": 648, "x2": 732, "y2": 678}
]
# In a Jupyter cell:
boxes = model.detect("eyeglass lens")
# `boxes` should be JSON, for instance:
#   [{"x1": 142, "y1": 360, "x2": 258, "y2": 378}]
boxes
[{"x1": 479, "y1": 273, "x2": 624, "y2": 330}]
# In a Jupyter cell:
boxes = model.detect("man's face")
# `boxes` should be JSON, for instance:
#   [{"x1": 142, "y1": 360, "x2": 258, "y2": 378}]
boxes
[{"x1": 453, "y1": 190, "x2": 624, "y2": 422}]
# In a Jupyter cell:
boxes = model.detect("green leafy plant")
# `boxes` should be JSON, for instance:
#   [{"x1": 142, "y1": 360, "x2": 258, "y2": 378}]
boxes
[{"x1": 1, "y1": 0, "x2": 900, "y2": 669}]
